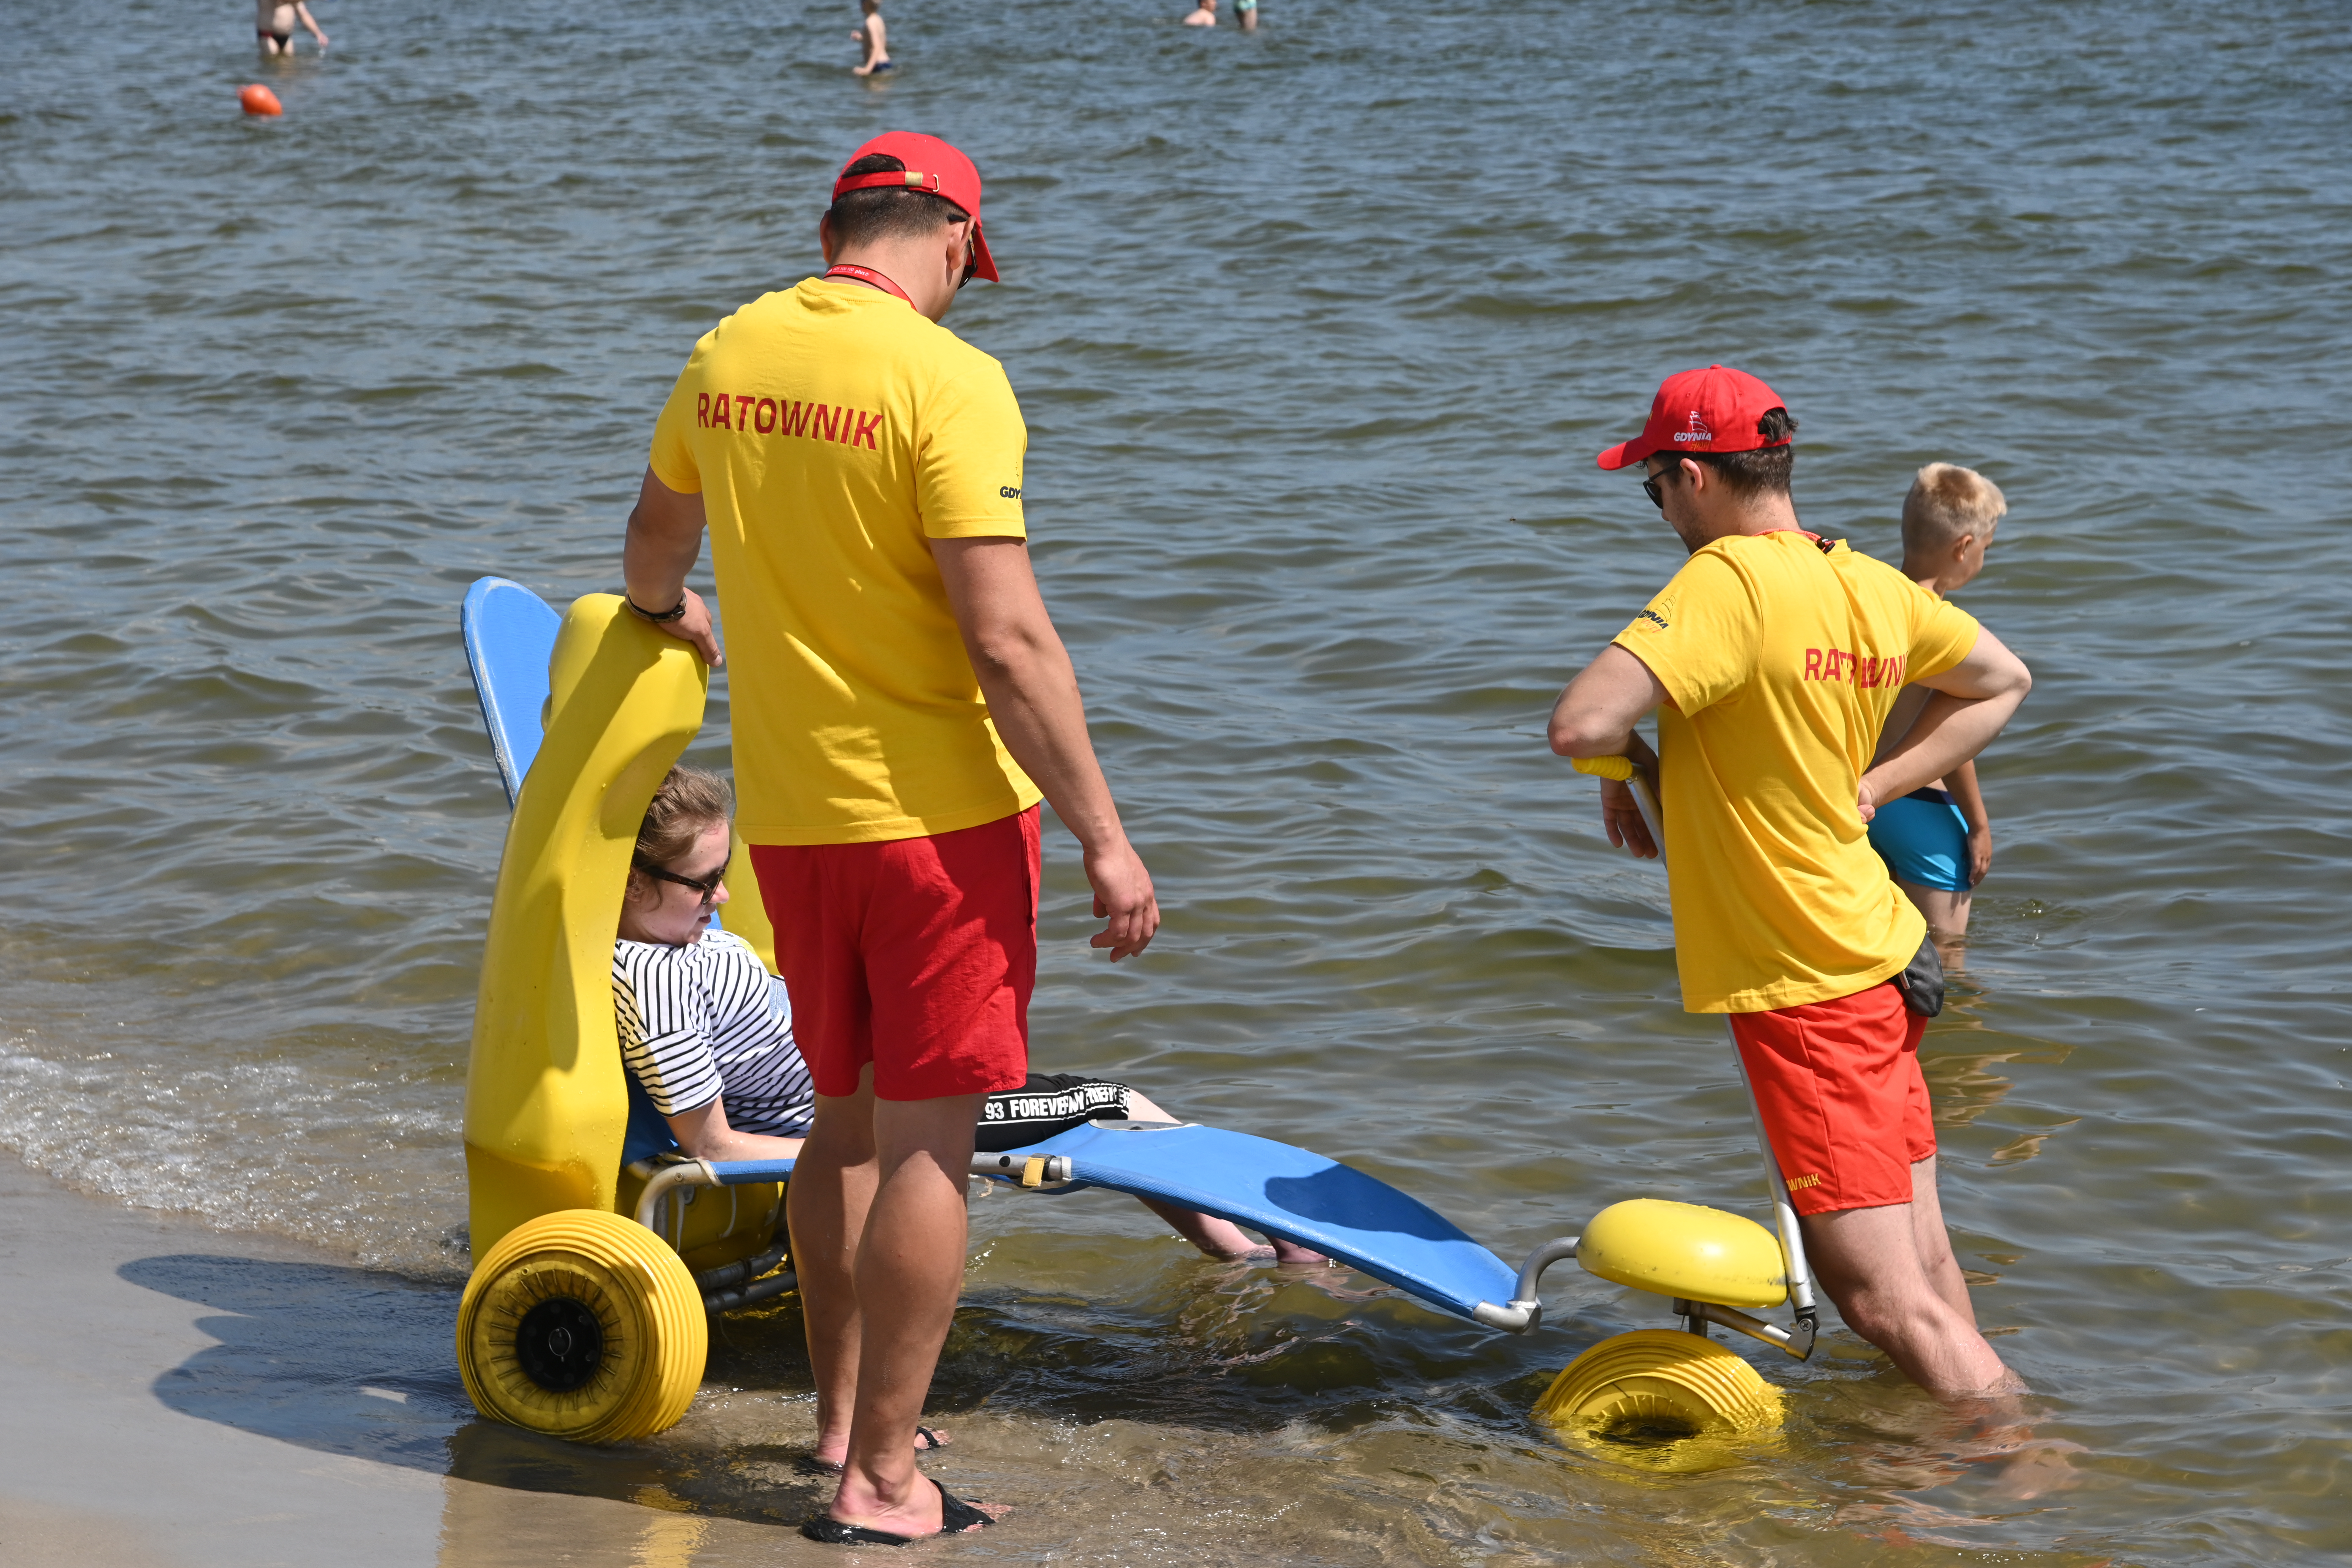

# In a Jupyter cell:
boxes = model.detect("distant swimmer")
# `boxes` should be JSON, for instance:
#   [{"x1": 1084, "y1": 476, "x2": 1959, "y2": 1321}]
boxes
[
  {"x1": 254, "y1": 0, "x2": 327, "y2": 55},
  {"x1": 1869, "y1": 464, "x2": 2009, "y2": 958},
  {"x1": 850, "y1": 0, "x2": 893, "y2": 75},
  {"x1": 1182, "y1": 0, "x2": 1217, "y2": 25}
]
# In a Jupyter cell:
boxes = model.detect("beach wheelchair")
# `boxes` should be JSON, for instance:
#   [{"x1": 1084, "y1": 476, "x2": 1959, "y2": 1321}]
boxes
[
  {"x1": 448, "y1": 580, "x2": 1820, "y2": 1453},
  {"x1": 454, "y1": 585, "x2": 803, "y2": 1443}
]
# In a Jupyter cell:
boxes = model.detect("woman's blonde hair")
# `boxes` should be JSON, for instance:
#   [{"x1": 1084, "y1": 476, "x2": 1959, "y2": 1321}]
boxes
[{"x1": 633, "y1": 766, "x2": 732, "y2": 872}]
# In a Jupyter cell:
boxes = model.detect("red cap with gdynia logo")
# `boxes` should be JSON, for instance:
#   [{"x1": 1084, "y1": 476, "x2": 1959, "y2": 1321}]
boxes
[
  {"x1": 1596, "y1": 365, "x2": 1791, "y2": 470},
  {"x1": 831, "y1": 131, "x2": 999, "y2": 283}
]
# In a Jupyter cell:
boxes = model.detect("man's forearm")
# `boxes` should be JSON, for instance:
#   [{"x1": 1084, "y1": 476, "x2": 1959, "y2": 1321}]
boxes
[
  {"x1": 1946, "y1": 760, "x2": 1989, "y2": 832},
  {"x1": 623, "y1": 508, "x2": 701, "y2": 610},
  {"x1": 969, "y1": 633, "x2": 1128, "y2": 852},
  {"x1": 1863, "y1": 691, "x2": 2022, "y2": 805}
]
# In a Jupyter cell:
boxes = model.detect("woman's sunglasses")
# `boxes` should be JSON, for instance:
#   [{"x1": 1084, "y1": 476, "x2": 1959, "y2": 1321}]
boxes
[{"x1": 633, "y1": 855, "x2": 726, "y2": 903}]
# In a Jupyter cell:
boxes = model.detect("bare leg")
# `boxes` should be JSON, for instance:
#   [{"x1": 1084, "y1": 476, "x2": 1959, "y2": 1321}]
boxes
[
  {"x1": 811, "y1": 1082, "x2": 999, "y2": 1538},
  {"x1": 829, "y1": 1097, "x2": 998, "y2": 1524},
  {"x1": 1119, "y1": 1089, "x2": 1181, "y2": 1124},
  {"x1": 1897, "y1": 879, "x2": 1970, "y2": 936},
  {"x1": 790, "y1": 1078, "x2": 882, "y2": 1468},
  {"x1": 1801, "y1": 1198, "x2": 2020, "y2": 1398},
  {"x1": 1119, "y1": 1092, "x2": 1326, "y2": 1262},
  {"x1": 1904, "y1": 1154, "x2": 1977, "y2": 1323},
  {"x1": 1130, "y1": 1196, "x2": 1326, "y2": 1262}
]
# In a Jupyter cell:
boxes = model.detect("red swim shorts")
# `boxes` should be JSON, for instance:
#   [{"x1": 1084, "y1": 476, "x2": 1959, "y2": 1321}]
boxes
[
  {"x1": 1728, "y1": 980, "x2": 1933, "y2": 1216},
  {"x1": 749, "y1": 807, "x2": 1038, "y2": 1102}
]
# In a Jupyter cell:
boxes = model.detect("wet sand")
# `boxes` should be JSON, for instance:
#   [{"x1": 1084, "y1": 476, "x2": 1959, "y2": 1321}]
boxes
[{"x1": 0, "y1": 1158, "x2": 856, "y2": 1568}]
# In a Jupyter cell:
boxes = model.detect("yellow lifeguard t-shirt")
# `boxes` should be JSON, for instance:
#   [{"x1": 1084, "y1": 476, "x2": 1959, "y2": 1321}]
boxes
[
  {"x1": 1613, "y1": 531, "x2": 1981, "y2": 1013},
  {"x1": 648, "y1": 279, "x2": 1042, "y2": 845}
]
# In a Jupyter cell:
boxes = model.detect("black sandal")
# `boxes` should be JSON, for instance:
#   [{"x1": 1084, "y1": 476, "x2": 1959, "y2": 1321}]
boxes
[{"x1": 800, "y1": 1478, "x2": 995, "y2": 1546}]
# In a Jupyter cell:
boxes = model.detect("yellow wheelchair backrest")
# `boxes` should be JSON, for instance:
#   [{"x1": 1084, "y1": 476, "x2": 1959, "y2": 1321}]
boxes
[{"x1": 463, "y1": 594, "x2": 708, "y2": 1260}]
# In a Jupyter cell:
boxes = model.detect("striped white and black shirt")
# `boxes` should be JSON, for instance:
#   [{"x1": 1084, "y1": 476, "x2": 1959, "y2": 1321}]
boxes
[{"x1": 612, "y1": 928, "x2": 816, "y2": 1137}]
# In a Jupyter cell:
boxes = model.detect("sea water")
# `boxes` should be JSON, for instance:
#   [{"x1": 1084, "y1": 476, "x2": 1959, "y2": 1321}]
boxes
[{"x1": 3, "y1": 1, "x2": 2349, "y2": 1561}]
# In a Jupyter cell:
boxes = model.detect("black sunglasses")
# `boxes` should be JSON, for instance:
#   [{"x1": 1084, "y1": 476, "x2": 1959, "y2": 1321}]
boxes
[
  {"x1": 633, "y1": 855, "x2": 727, "y2": 902},
  {"x1": 1641, "y1": 455, "x2": 1719, "y2": 508}
]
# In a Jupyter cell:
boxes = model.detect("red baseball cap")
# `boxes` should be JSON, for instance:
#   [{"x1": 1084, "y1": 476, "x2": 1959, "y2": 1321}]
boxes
[
  {"x1": 1595, "y1": 365, "x2": 1791, "y2": 471},
  {"x1": 832, "y1": 132, "x2": 999, "y2": 283}
]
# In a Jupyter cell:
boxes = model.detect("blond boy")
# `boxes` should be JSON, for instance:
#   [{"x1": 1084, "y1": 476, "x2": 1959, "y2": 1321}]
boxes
[{"x1": 1868, "y1": 463, "x2": 2009, "y2": 950}]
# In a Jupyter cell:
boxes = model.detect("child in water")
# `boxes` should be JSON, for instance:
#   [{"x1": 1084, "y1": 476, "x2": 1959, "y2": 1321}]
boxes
[
  {"x1": 1868, "y1": 463, "x2": 2008, "y2": 953},
  {"x1": 613, "y1": 765, "x2": 1325, "y2": 1263},
  {"x1": 254, "y1": 0, "x2": 327, "y2": 54},
  {"x1": 850, "y1": 0, "x2": 892, "y2": 75},
  {"x1": 1182, "y1": 0, "x2": 1217, "y2": 25}
]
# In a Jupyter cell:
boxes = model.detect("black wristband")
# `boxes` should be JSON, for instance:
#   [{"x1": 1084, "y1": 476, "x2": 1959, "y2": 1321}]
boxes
[{"x1": 626, "y1": 593, "x2": 688, "y2": 623}]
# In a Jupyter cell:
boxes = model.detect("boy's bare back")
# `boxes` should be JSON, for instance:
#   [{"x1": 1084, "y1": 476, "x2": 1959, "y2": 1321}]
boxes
[{"x1": 852, "y1": 0, "x2": 892, "y2": 75}]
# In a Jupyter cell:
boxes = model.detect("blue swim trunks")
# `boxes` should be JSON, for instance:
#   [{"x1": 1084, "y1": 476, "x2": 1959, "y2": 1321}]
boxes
[{"x1": 1868, "y1": 787, "x2": 1972, "y2": 893}]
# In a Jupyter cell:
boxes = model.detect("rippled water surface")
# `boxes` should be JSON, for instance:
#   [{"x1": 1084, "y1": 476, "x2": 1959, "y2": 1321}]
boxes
[{"x1": 6, "y1": 0, "x2": 2351, "y2": 1561}]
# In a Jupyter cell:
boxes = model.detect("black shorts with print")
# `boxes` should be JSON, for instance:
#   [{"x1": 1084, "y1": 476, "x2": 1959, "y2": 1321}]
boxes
[{"x1": 973, "y1": 1073, "x2": 1138, "y2": 1153}]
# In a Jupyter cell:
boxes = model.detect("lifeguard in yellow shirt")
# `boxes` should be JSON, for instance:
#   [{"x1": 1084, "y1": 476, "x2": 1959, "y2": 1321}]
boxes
[
  {"x1": 1547, "y1": 365, "x2": 2033, "y2": 1400},
  {"x1": 620, "y1": 132, "x2": 1159, "y2": 1544}
]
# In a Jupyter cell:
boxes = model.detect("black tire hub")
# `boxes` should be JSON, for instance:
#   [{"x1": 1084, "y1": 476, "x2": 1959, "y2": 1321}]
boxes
[{"x1": 514, "y1": 1296, "x2": 605, "y2": 1392}]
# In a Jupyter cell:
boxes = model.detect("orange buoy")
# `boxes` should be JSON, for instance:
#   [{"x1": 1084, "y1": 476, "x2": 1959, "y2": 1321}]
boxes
[{"x1": 239, "y1": 84, "x2": 283, "y2": 117}]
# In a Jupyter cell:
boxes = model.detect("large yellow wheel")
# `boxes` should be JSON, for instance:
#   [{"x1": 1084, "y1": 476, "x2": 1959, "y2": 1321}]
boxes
[
  {"x1": 457, "y1": 1209, "x2": 706, "y2": 1443},
  {"x1": 1534, "y1": 1328, "x2": 1782, "y2": 1440}
]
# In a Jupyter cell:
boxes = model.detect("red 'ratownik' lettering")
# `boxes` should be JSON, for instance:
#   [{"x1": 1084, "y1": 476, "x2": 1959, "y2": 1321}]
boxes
[
  {"x1": 1802, "y1": 648, "x2": 1906, "y2": 688},
  {"x1": 694, "y1": 391, "x2": 885, "y2": 450}
]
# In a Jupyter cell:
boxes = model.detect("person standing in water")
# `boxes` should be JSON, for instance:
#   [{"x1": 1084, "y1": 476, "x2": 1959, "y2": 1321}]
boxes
[
  {"x1": 1868, "y1": 463, "x2": 2009, "y2": 958},
  {"x1": 254, "y1": 0, "x2": 327, "y2": 54},
  {"x1": 1182, "y1": 0, "x2": 1217, "y2": 26},
  {"x1": 851, "y1": 0, "x2": 893, "y2": 75},
  {"x1": 1548, "y1": 365, "x2": 2033, "y2": 1400},
  {"x1": 621, "y1": 133, "x2": 1159, "y2": 1545},
  {"x1": 612, "y1": 766, "x2": 1319, "y2": 1271}
]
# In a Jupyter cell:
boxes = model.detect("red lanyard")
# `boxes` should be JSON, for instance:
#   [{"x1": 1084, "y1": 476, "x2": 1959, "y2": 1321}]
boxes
[{"x1": 823, "y1": 264, "x2": 912, "y2": 305}]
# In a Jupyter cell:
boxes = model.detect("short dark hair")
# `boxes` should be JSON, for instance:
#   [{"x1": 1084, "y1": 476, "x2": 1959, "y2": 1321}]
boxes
[
  {"x1": 826, "y1": 152, "x2": 967, "y2": 249},
  {"x1": 1664, "y1": 406, "x2": 1798, "y2": 501}
]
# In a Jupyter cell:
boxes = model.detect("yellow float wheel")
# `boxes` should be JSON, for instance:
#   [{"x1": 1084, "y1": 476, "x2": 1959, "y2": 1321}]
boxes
[
  {"x1": 457, "y1": 1208, "x2": 706, "y2": 1443},
  {"x1": 1534, "y1": 1328, "x2": 1782, "y2": 1441}
]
